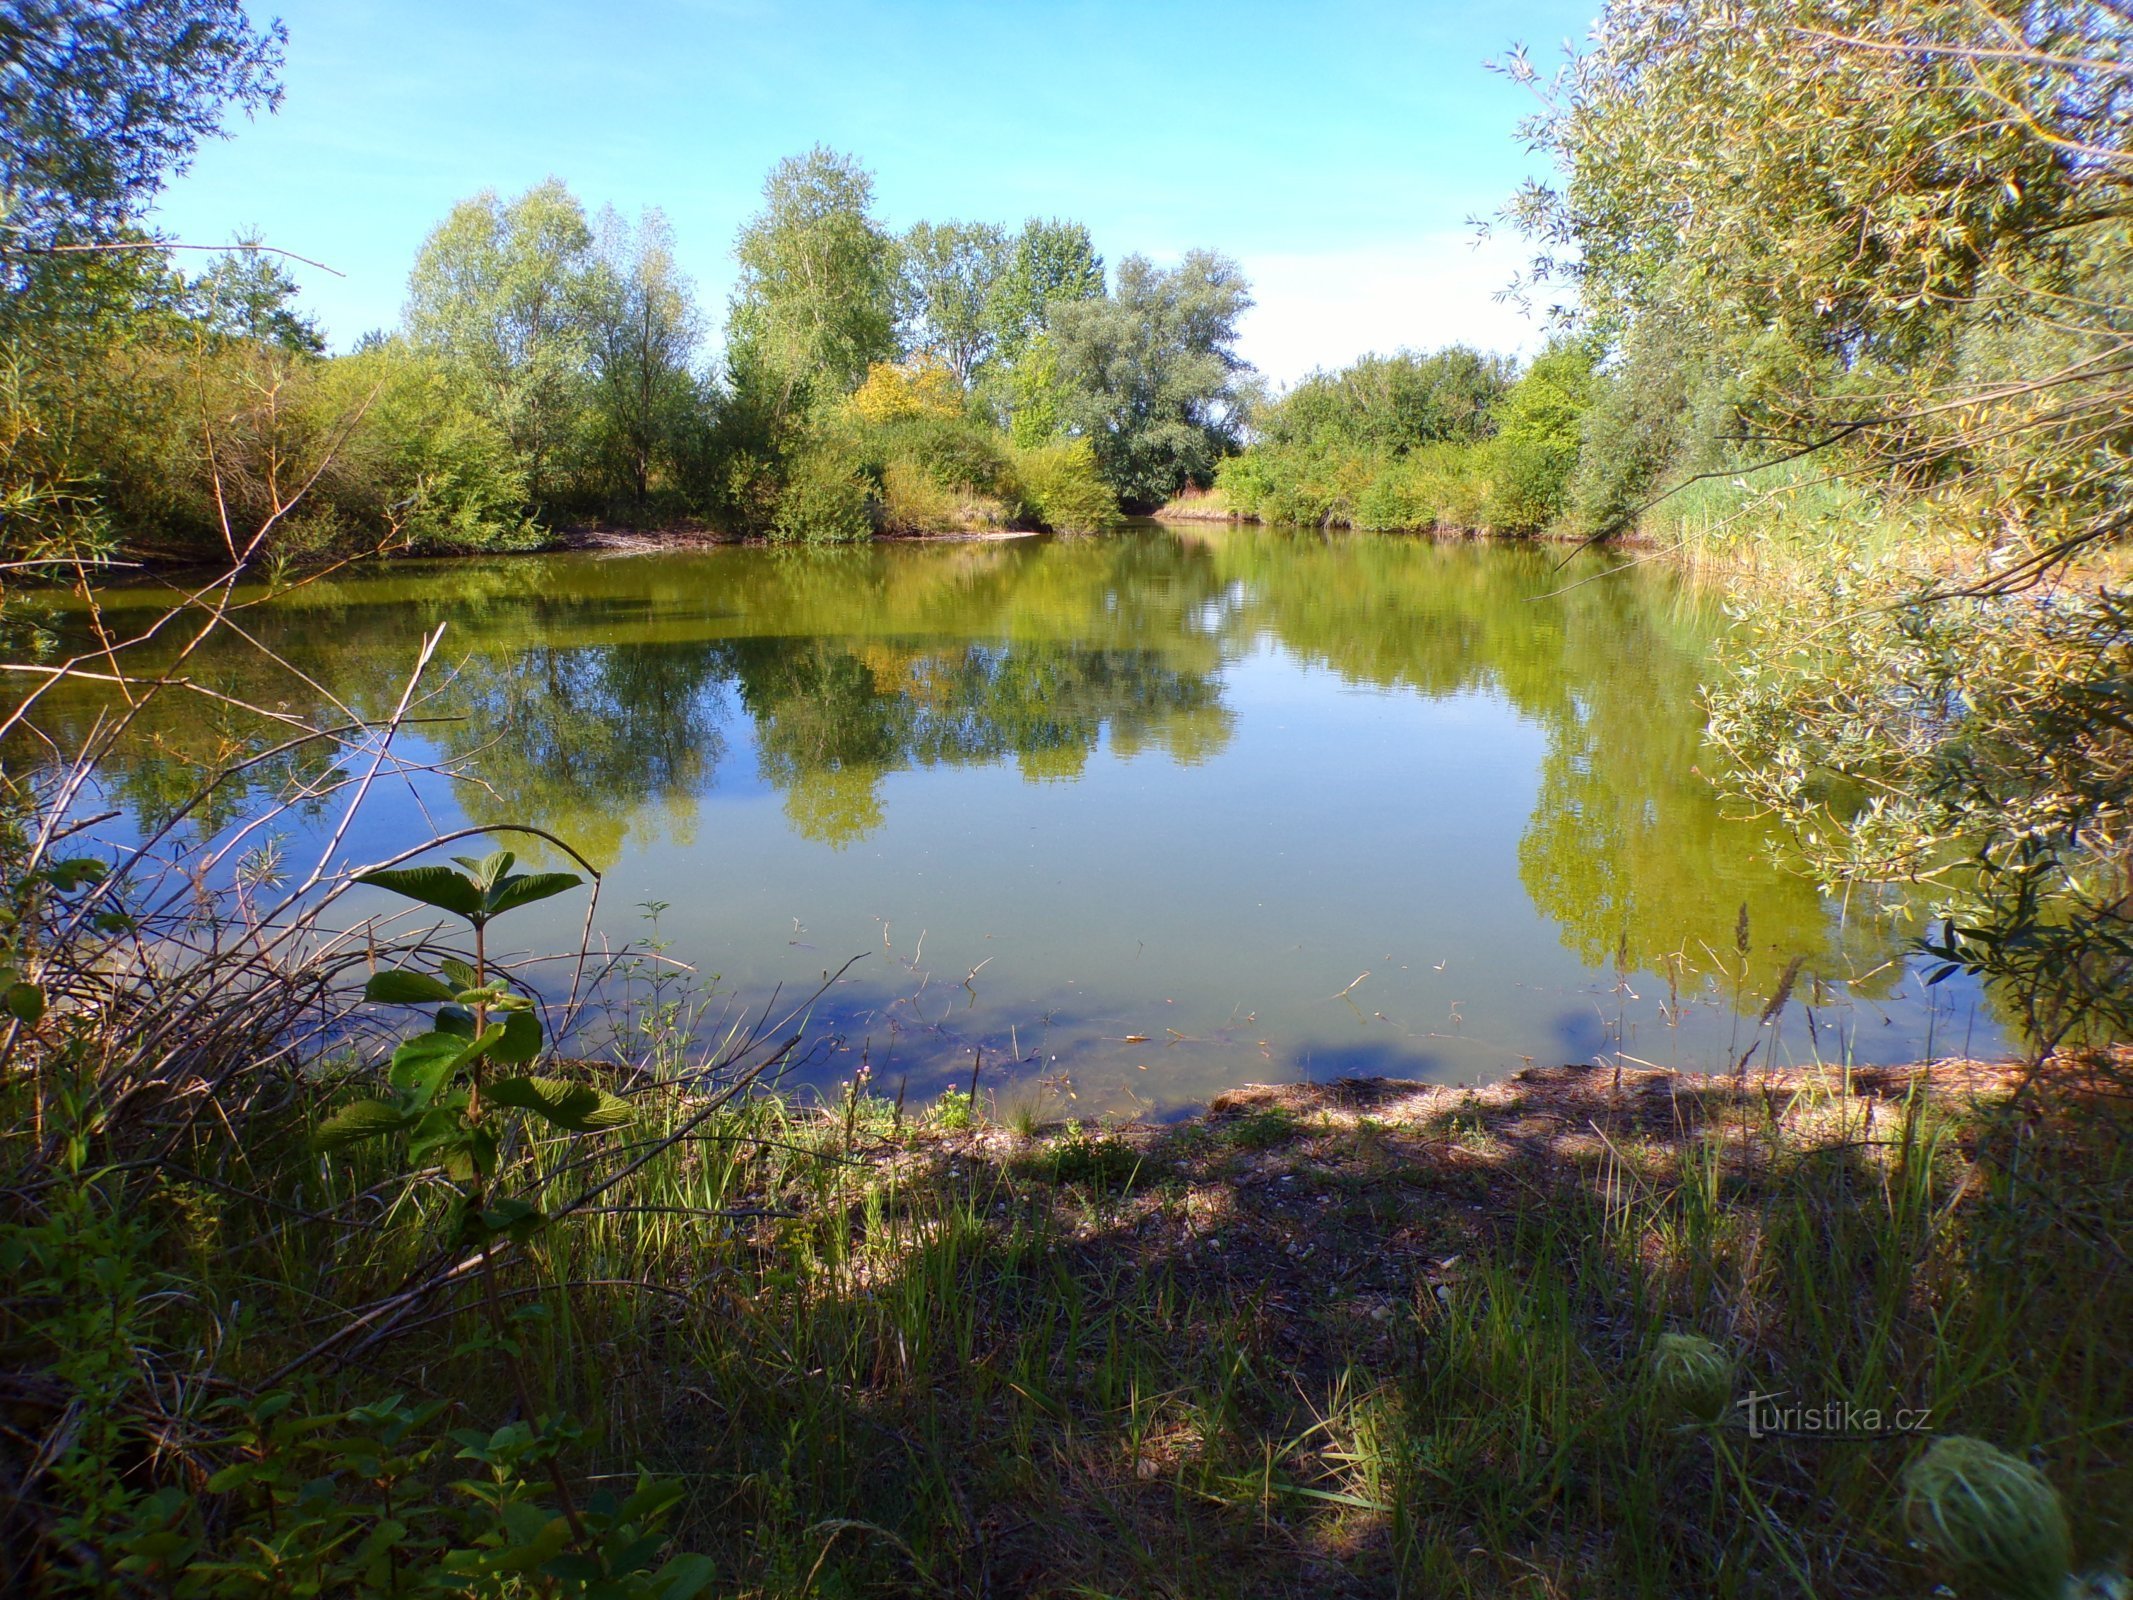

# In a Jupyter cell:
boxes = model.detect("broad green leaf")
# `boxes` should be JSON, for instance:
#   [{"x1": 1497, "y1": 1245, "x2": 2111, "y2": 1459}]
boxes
[
  {"x1": 491, "y1": 1005, "x2": 542, "y2": 1064},
  {"x1": 6, "y1": 982, "x2": 44, "y2": 1025},
  {"x1": 407, "y1": 1105, "x2": 469, "y2": 1168},
  {"x1": 486, "y1": 1076, "x2": 632, "y2": 1133},
  {"x1": 353, "y1": 865, "x2": 483, "y2": 920},
  {"x1": 622, "y1": 1476, "x2": 687, "y2": 1523},
  {"x1": 608, "y1": 1532, "x2": 666, "y2": 1574},
  {"x1": 440, "y1": 1124, "x2": 499, "y2": 1183},
  {"x1": 205, "y1": 1461, "x2": 260, "y2": 1493},
  {"x1": 388, "y1": 1031, "x2": 467, "y2": 1106},
  {"x1": 472, "y1": 1196, "x2": 546, "y2": 1243},
  {"x1": 485, "y1": 871, "x2": 583, "y2": 919},
  {"x1": 653, "y1": 1554, "x2": 717, "y2": 1598},
  {"x1": 458, "y1": 1023, "x2": 508, "y2": 1064},
  {"x1": 364, "y1": 969, "x2": 456, "y2": 1005},
  {"x1": 452, "y1": 850, "x2": 514, "y2": 890},
  {"x1": 435, "y1": 1004, "x2": 476, "y2": 1038},
  {"x1": 439, "y1": 957, "x2": 479, "y2": 990},
  {"x1": 46, "y1": 857, "x2": 109, "y2": 892},
  {"x1": 314, "y1": 1099, "x2": 411, "y2": 1150}
]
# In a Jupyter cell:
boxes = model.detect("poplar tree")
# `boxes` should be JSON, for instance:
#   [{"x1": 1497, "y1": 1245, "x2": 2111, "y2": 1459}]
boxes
[{"x1": 727, "y1": 147, "x2": 897, "y2": 406}]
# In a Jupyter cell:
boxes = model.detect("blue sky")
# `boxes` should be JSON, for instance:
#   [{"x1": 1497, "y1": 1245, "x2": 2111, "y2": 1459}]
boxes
[{"x1": 149, "y1": 0, "x2": 1601, "y2": 386}]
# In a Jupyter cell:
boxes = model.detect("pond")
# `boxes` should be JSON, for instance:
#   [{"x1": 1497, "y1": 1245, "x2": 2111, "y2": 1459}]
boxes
[{"x1": 35, "y1": 525, "x2": 2005, "y2": 1113}]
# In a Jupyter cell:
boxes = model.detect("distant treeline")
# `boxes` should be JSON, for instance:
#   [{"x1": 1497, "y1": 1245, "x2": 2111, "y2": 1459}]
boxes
[
  {"x1": 1210, "y1": 343, "x2": 1599, "y2": 535},
  {"x1": 3, "y1": 148, "x2": 1257, "y2": 561}
]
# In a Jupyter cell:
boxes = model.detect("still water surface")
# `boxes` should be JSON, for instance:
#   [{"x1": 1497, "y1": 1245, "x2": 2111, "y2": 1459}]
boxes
[{"x1": 47, "y1": 525, "x2": 2003, "y2": 1112}]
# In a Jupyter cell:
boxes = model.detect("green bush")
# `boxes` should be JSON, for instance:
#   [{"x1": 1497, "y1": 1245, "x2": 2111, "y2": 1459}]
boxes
[
  {"x1": 27, "y1": 334, "x2": 531, "y2": 560},
  {"x1": 772, "y1": 440, "x2": 874, "y2": 543},
  {"x1": 1011, "y1": 437, "x2": 1117, "y2": 532},
  {"x1": 866, "y1": 413, "x2": 1022, "y2": 532},
  {"x1": 876, "y1": 459, "x2": 966, "y2": 533},
  {"x1": 1217, "y1": 437, "x2": 1492, "y2": 533},
  {"x1": 1566, "y1": 316, "x2": 1733, "y2": 538},
  {"x1": 1482, "y1": 436, "x2": 1579, "y2": 534},
  {"x1": 1352, "y1": 460, "x2": 1437, "y2": 531},
  {"x1": 313, "y1": 341, "x2": 531, "y2": 552},
  {"x1": 1213, "y1": 449, "x2": 1276, "y2": 519},
  {"x1": 1408, "y1": 442, "x2": 1492, "y2": 530},
  {"x1": 873, "y1": 413, "x2": 1012, "y2": 498}
]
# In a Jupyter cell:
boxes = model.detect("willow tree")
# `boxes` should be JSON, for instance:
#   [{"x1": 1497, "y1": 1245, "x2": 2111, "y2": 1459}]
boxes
[
  {"x1": 405, "y1": 179, "x2": 600, "y2": 510},
  {"x1": 985, "y1": 218, "x2": 1104, "y2": 365},
  {"x1": 1048, "y1": 251, "x2": 1253, "y2": 507},
  {"x1": 1, "y1": 0, "x2": 287, "y2": 562},
  {"x1": 182, "y1": 230, "x2": 322, "y2": 352},
  {"x1": 0, "y1": 0, "x2": 284, "y2": 283},
  {"x1": 1506, "y1": 0, "x2": 2133, "y2": 1049},
  {"x1": 586, "y1": 205, "x2": 702, "y2": 511}
]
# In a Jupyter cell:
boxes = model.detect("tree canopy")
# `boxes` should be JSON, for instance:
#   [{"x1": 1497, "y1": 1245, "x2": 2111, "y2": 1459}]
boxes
[
  {"x1": 895, "y1": 220, "x2": 1007, "y2": 386},
  {"x1": 405, "y1": 179, "x2": 600, "y2": 507},
  {"x1": 985, "y1": 218, "x2": 1104, "y2": 366},
  {"x1": 1049, "y1": 251, "x2": 1253, "y2": 507},
  {"x1": 586, "y1": 205, "x2": 703, "y2": 508},
  {"x1": 727, "y1": 145, "x2": 898, "y2": 404},
  {"x1": 0, "y1": 0, "x2": 285, "y2": 256},
  {"x1": 182, "y1": 230, "x2": 322, "y2": 353},
  {"x1": 1500, "y1": 0, "x2": 2133, "y2": 1045}
]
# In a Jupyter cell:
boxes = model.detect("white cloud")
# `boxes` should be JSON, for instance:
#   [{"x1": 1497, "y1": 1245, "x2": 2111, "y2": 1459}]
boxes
[{"x1": 1232, "y1": 232, "x2": 1545, "y2": 388}]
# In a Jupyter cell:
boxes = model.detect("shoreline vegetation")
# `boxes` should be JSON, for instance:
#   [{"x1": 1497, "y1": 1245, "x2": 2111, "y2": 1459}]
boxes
[
  {"x1": 11, "y1": 996, "x2": 2131, "y2": 1594},
  {"x1": 6, "y1": 0, "x2": 2131, "y2": 1595}
]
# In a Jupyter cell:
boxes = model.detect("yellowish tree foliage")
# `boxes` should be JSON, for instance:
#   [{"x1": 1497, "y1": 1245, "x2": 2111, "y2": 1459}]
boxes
[{"x1": 846, "y1": 358, "x2": 964, "y2": 425}]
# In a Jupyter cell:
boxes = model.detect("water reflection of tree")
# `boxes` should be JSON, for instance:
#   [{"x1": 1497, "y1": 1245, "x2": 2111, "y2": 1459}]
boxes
[
  {"x1": 1196, "y1": 528, "x2": 1907, "y2": 1002},
  {"x1": 431, "y1": 641, "x2": 731, "y2": 865},
  {"x1": 31, "y1": 540, "x2": 1239, "y2": 858},
  {"x1": 31, "y1": 531, "x2": 1908, "y2": 1009},
  {"x1": 729, "y1": 636, "x2": 1232, "y2": 846}
]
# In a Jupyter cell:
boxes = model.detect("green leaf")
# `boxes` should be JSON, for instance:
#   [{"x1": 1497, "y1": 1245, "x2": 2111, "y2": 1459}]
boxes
[
  {"x1": 621, "y1": 1476, "x2": 687, "y2": 1523},
  {"x1": 652, "y1": 1554, "x2": 717, "y2": 1598},
  {"x1": 46, "y1": 857, "x2": 109, "y2": 893},
  {"x1": 458, "y1": 1023, "x2": 509, "y2": 1064},
  {"x1": 609, "y1": 1532, "x2": 666, "y2": 1574},
  {"x1": 439, "y1": 957, "x2": 479, "y2": 991},
  {"x1": 435, "y1": 1003, "x2": 477, "y2": 1038},
  {"x1": 453, "y1": 849, "x2": 515, "y2": 890},
  {"x1": 471, "y1": 1196, "x2": 546, "y2": 1243},
  {"x1": 408, "y1": 1105, "x2": 467, "y2": 1168},
  {"x1": 6, "y1": 982, "x2": 44, "y2": 1025},
  {"x1": 314, "y1": 1099, "x2": 412, "y2": 1150},
  {"x1": 485, "y1": 871, "x2": 583, "y2": 919},
  {"x1": 364, "y1": 969, "x2": 457, "y2": 1005},
  {"x1": 492, "y1": 1005, "x2": 542, "y2": 1064},
  {"x1": 486, "y1": 1076, "x2": 632, "y2": 1133},
  {"x1": 388, "y1": 1031, "x2": 468, "y2": 1106},
  {"x1": 442, "y1": 1123, "x2": 498, "y2": 1182},
  {"x1": 353, "y1": 865, "x2": 483, "y2": 920},
  {"x1": 205, "y1": 1461, "x2": 260, "y2": 1493}
]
